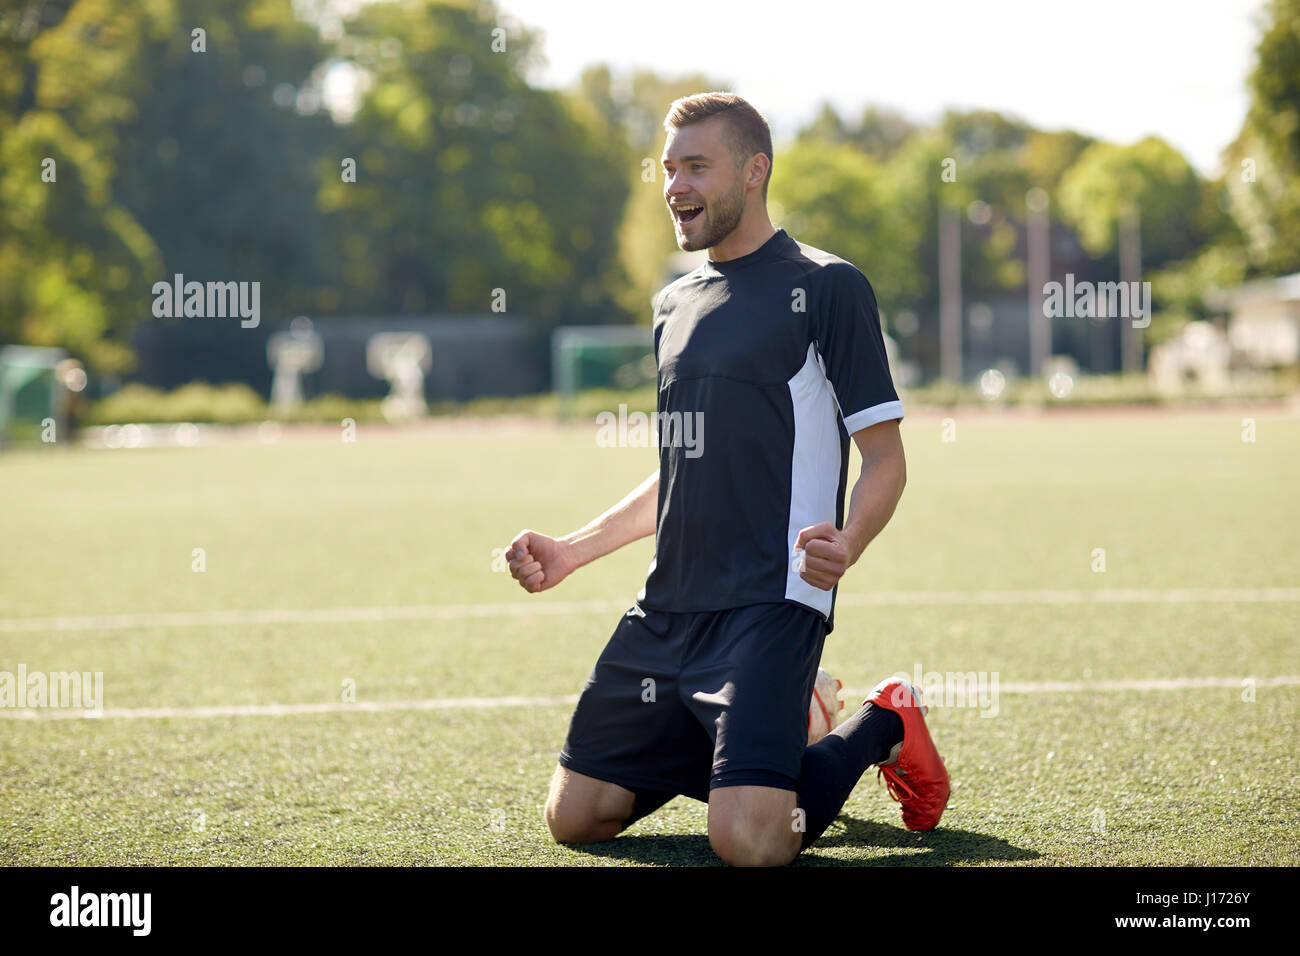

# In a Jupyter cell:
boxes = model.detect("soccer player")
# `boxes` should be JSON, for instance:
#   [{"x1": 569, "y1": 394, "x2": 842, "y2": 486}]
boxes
[{"x1": 507, "y1": 92, "x2": 948, "y2": 866}]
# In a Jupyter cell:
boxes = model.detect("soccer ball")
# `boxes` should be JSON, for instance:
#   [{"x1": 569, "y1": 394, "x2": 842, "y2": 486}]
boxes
[{"x1": 807, "y1": 667, "x2": 845, "y2": 745}]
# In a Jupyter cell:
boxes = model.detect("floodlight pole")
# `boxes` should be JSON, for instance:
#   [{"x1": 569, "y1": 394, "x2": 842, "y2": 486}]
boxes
[
  {"x1": 1026, "y1": 188, "x2": 1052, "y2": 377},
  {"x1": 551, "y1": 330, "x2": 576, "y2": 421},
  {"x1": 1119, "y1": 204, "x2": 1143, "y2": 373},
  {"x1": 939, "y1": 203, "x2": 963, "y2": 383}
]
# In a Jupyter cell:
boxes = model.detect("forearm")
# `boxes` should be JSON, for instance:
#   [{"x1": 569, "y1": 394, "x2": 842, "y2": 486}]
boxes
[
  {"x1": 842, "y1": 447, "x2": 906, "y2": 567},
  {"x1": 560, "y1": 469, "x2": 659, "y2": 569}
]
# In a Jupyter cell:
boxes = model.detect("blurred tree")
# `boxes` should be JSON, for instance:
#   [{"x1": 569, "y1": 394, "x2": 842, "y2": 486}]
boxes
[
  {"x1": 318, "y1": 0, "x2": 631, "y2": 330},
  {"x1": 795, "y1": 108, "x2": 1053, "y2": 309},
  {"x1": 876, "y1": 130, "x2": 972, "y2": 372},
  {"x1": 797, "y1": 102, "x2": 850, "y2": 146},
  {"x1": 851, "y1": 105, "x2": 919, "y2": 160},
  {"x1": 770, "y1": 139, "x2": 924, "y2": 311},
  {"x1": 0, "y1": 0, "x2": 337, "y2": 376},
  {"x1": 797, "y1": 102, "x2": 917, "y2": 160},
  {"x1": 1149, "y1": 242, "x2": 1248, "y2": 344},
  {"x1": 111, "y1": 0, "x2": 338, "y2": 390},
  {"x1": 1057, "y1": 137, "x2": 1224, "y2": 268},
  {"x1": 0, "y1": 0, "x2": 166, "y2": 371},
  {"x1": 111, "y1": 0, "x2": 337, "y2": 319},
  {"x1": 1057, "y1": 137, "x2": 1236, "y2": 350},
  {"x1": 1023, "y1": 128, "x2": 1095, "y2": 190},
  {"x1": 958, "y1": 149, "x2": 1032, "y2": 293},
  {"x1": 939, "y1": 108, "x2": 1032, "y2": 159},
  {"x1": 1224, "y1": 0, "x2": 1300, "y2": 275}
]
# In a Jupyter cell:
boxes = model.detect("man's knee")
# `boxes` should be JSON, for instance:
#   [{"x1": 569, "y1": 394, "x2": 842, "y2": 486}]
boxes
[
  {"x1": 544, "y1": 766, "x2": 634, "y2": 845},
  {"x1": 544, "y1": 798, "x2": 613, "y2": 844},
  {"x1": 708, "y1": 814, "x2": 801, "y2": 867},
  {"x1": 708, "y1": 786, "x2": 801, "y2": 867}
]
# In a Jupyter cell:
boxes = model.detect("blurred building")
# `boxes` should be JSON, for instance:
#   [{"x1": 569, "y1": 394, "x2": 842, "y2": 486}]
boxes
[
  {"x1": 887, "y1": 295, "x2": 1128, "y2": 384},
  {"x1": 304, "y1": 316, "x2": 544, "y2": 401},
  {"x1": 1218, "y1": 272, "x2": 1300, "y2": 367},
  {"x1": 130, "y1": 314, "x2": 545, "y2": 402},
  {"x1": 1148, "y1": 321, "x2": 1231, "y2": 393}
]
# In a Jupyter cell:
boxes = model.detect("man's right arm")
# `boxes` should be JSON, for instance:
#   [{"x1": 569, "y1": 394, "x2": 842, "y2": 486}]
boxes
[{"x1": 507, "y1": 468, "x2": 658, "y2": 594}]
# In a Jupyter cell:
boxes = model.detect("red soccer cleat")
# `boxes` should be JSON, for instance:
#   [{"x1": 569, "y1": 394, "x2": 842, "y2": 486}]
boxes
[{"x1": 863, "y1": 677, "x2": 950, "y2": 831}]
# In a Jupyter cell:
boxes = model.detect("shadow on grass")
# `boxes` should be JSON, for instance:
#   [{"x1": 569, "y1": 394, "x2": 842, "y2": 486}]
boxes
[
  {"x1": 573, "y1": 833, "x2": 722, "y2": 867},
  {"x1": 800, "y1": 813, "x2": 1039, "y2": 866},
  {"x1": 566, "y1": 813, "x2": 1038, "y2": 867}
]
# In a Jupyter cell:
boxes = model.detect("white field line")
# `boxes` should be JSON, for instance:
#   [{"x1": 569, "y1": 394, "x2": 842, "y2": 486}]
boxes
[
  {"x1": 0, "y1": 600, "x2": 628, "y2": 634},
  {"x1": 844, "y1": 588, "x2": 1300, "y2": 606},
  {"x1": 0, "y1": 694, "x2": 581, "y2": 721},
  {"x1": 3, "y1": 587, "x2": 1299, "y2": 634},
  {"x1": 2, "y1": 676, "x2": 1297, "y2": 721},
  {"x1": 842, "y1": 675, "x2": 1300, "y2": 697}
]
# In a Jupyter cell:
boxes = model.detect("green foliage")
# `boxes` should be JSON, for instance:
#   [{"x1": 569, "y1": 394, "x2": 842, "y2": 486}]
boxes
[
  {"x1": 109, "y1": 0, "x2": 338, "y2": 321},
  {"x1": 770, "y1": 140, "x2": 924, "y2": 309},
  {"x1": 85, "y1": 381, "x2": 266, "y2": 424},
  {"x1": 286, "y1": 393, "x2": 387, "y2": 424},
  {"x1": 2, "y1": 0, "x2": 635, "y2": 379},
  {"x1": 1148, "y1": 244, "x2": 1250, "y2": 343},
  {"x1": 1249, "y1": 0, "x2": 1300, "y2": 167},
  {"x1": 1023, "y1": 128, "x2": 1095, "y2": 189},
  {"x1": 939, "y1": 108, "x2": 1033, "y2": 157},
  {"x1": 4, "y1": 0, "x2": 1298, "y2": 397},
  {"x1": 1057, "y1": 137, "x2": 1223, "y2": 266},
  {"x1": 775, "y1": 111, "x2": 1057, "y2": 316},
  {"x1": 866, "y1": 131, "x2": 964, "y2": 314},
  {"x1": 797, "y1": 102, "x2": 918, "y2": 160},
  {"x1": 82, "y1": 381, "x2": 392, "y2": 424},
  {"x1": 316, "y1": 0, "x2": 631, "y2": 328},
  {"x1": 1225, "y1": 0, "x2": 1300, "y2": 275},
  {"x1": 0, "y1": 0, "x2": 168, "y2": 371},
  {"x1": 0, "y1": 0, "x2": 336, "y2": 370}
]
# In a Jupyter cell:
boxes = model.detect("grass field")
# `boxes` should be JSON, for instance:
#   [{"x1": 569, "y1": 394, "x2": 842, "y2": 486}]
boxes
[{"x1": 1, "y1": 406, "x2": 1298, "y2": 866}]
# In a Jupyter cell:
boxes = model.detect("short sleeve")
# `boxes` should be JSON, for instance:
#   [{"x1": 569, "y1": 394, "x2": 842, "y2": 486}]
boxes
[{"x1": 814, "y1": 264, "x2": 903, "y2": 434}]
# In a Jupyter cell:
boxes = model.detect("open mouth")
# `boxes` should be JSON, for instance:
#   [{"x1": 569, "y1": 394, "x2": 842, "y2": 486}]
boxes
[{"x1": 674, "y1": 203, "x2": 703, "y2": 224}]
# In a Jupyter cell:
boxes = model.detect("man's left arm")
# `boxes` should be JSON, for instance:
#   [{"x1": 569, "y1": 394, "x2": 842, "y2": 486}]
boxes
[{"x1": 794, "y1": 419, "x2": 906, "y2": 591}]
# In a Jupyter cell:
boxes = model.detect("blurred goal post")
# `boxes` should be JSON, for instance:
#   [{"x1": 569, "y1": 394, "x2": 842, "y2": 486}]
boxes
[
  {"x1": 551, "y1": 325, "x2": 655, "y2": 419},
  {"x1": 0, "y1": 346, "x2": 86, "y2": 446}
]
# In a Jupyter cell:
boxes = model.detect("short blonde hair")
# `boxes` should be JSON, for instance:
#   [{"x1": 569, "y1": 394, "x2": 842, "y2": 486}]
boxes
[{"x1": 664, "y1": 92, "x2": 773, "y2": 200}]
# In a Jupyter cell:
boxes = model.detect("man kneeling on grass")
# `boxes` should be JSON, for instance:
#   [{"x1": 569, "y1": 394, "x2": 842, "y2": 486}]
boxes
[{"x1": 506, "y1": 92, "x2": 949, "y2": 867}]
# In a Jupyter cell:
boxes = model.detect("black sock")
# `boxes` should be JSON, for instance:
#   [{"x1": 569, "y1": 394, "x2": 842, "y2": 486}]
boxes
[{"x1": 796, "y1": 702, "x2": 903, "y2": 850}]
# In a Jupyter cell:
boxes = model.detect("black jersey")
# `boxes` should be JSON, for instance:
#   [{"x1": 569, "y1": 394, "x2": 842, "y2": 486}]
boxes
[{"x1": 635, "y1": 228, "x2": 903, "y2": 634}]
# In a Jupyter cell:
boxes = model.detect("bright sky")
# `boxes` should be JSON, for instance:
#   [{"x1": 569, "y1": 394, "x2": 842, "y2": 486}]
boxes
[{"x1": 497, "y1": 0, "x2": 1270, "y2": 175}]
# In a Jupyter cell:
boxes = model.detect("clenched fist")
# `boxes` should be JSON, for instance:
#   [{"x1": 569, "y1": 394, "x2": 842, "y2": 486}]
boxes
[
  {"x1": 793, "y1": 522, "x2": 850, "y2": 591},
  {"x1": 506, "y1": 529, "x2": 577, "y2": 594}
]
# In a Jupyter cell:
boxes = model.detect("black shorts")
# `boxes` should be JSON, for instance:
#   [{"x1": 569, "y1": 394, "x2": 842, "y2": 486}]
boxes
[{"x1": 557, "y1": 601, "x2": 827, "y2": 803}]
